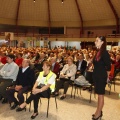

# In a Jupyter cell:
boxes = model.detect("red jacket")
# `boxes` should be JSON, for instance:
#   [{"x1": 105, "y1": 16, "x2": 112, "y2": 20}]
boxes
[
  {"x1": 115, "y1": 60, "x2": 120, "y2": 69},
  {"x1": 15, "y1": 58, "x2": 23, "y2": 67},
  {"x1": 1, "y1": 56, "x2": 7, "y2": 64},
  {"x1": 52, "y1": 62, "x2": 60, "y2": 77}
]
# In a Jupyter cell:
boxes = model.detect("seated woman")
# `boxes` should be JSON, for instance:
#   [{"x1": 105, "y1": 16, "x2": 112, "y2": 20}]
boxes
[
  {"x1": 16, "y1": 61, "x2": 56, "y2": 119},
  {"x1": 54, "y1": 56, "x2": 77, "y2": 100}
]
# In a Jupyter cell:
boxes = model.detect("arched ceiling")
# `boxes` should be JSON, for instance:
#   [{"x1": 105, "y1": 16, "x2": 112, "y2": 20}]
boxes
[{"x1": 0, "y1": 0, "x2": 119, "y2": 28}]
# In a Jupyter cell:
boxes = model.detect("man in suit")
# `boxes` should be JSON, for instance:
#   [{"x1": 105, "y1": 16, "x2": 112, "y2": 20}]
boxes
[
  {"x1": 51, "y1": 57, "x2": 60, "y2": 78},
  {"x1": 6, "y1": 59, "x2": 35, "y2": 110},
  {"x1": 75, "y1": 53, "x2": 87, "y2": 77},
  {"x1": 0, "y1": 54, "x2": 19, "y2": 103}
]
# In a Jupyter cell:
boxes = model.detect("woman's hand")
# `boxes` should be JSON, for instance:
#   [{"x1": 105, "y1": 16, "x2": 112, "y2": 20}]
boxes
[
  {"x1": 15, "y1": 85, "x2": 23, "y2": 91},
  {"x1": 60, "y1": 74, "x2": 65, "y2": 78},
  {"x1": 32, "y1": 88, "x2": 41, "y2": 95}
]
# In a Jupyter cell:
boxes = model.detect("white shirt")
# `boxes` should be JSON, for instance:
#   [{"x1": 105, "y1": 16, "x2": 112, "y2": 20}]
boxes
[
  {"x1": 0, "y1": 62, "x2": 19, "y2": 81},
  {"x1": 52, "y1": 63, "x2": 55, "y2": 71},
  {"x1": 22, "y1": 66, "x2": 29, "y2": 73},
  {"x1": 36, "y1": 73, "x2": 56, "y2": 86},
  {"x1": 78, "y1": 60, "x2": 83, "y2": 70}
]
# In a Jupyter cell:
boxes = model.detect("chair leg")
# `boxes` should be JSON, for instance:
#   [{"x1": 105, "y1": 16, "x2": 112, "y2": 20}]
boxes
[
  {"x1": 89, "y1": 86, "x2": 92, "y2": 103},
  {"x1": 55, "y1": 96, "x2": 58, "y2": 109},
  {"x1": 26, "y1": 93, "x2": 28, "y2": 101},
  {"x1": 39, "y1": 98, "x2": 42, "y2": 104},
  {"x1": 74, "y1": 86, "x2": 76, "y2": 99},
  {"x1": 29, "y1": 102, "x2": 31, "y2": 112},
  {"x1": 9, "y1": 102, "x2": 11, "y2": 107},
  {"x1": 47, "y1": 98, "x2": 50, "y2": 118},
  {"x1": 71, "y1": 85, "x2": 74, "y2": 98},
  {"x1": 109, "y1": 84, "x2": 111, "y2": 95},
  {"x1": 77, "y1": 88, "x2": 78, "y2": 94},
  {"x1": 94, "y1": 87, "x2": 96, "y2": 99},
  {"x1": 80, "y1": 87, "x2": 81, "y2": 95},
  {"x1": 114, "y1": 80, "x2": 115, "y2": 91}
]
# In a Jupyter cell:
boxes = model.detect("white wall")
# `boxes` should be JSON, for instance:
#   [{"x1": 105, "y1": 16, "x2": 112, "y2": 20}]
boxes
[
  {"x1": 51, "y1": 41, "x2": 66, "y2": 48},
  {"x1": 40, "y1": 41, "x2": 44, "y2": 47},
  {"x1": 68, "y1": 41, "x2": 81, "y2": 49},
  {"x1": 118, "y1": 42, "x2": 120, "y2": 46},
  {"x1": 50, "y1": 41, "x2": 81, "y2": 49}
]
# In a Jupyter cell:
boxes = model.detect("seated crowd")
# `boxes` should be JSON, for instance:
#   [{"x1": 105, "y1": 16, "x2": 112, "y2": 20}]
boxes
[{"x1": 0, "y1": 46, "x2": 119, "y2": 119}]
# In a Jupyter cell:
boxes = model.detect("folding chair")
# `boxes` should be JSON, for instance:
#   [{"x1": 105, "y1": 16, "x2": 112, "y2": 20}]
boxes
[{"x1": 73, "y1": 83, "x2": 93, "y2": 103}]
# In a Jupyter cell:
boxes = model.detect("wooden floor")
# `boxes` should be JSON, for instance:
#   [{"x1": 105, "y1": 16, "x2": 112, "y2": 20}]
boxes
[{"x1": 0, "y1": 75, "x2": 120, "y2": 120}]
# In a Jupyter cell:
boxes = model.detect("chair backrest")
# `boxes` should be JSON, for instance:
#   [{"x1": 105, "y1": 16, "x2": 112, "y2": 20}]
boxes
[{"x1": 109, "y1": 64, "x2": 115, "y2": 80}]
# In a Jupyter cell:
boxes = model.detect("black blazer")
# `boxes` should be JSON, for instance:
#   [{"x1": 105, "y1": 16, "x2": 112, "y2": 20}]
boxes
[
  {"x1": 15, "y1": 67, "x2": 35, "y2": 87},
  {"x1": 76, "y1": 60, "x2": 87, "y2": 75},
  {"x1": 93, "y1": 50, "x2": 111, "y2": 80}
]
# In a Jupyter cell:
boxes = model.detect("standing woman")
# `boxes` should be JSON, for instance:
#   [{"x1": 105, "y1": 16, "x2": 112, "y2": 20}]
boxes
[{"x1": 92, "y1": 36, "x2": 111, "y2": 120}]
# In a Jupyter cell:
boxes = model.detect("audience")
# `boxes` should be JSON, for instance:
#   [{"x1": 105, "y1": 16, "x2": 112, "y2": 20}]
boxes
[
  {"x1": 54, "y1": 56, "x2": 76, "y2": 100},
  {"x1": 0, "y1": 46, "x2": 119, "y2": 113},
  {"x1": 6, "y1": 59, "x2": 35, "y2": 110},
  {"x1": 0, "y1": 54, "x2": 19, "y2": 103},
  {"x1": 16, "y1": 61, "x2": 56, "y2": 119}
]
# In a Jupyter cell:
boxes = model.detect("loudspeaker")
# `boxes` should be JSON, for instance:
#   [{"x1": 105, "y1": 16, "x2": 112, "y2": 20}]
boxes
[
  {"x1": 112, "y1": 30, "x2": 116, "y2": 34},
  {"x1": 87, "y1": 31, "x2": 91, "y2": 35}
]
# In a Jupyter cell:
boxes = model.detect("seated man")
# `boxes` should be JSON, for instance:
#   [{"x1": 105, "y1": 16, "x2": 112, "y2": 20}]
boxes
[
  {"x1": 0, "y1": 54, "x2": 19, "y2": 103},
  {"x1": 75, "y1": 53, "x2": 87, "y2": 77},
  {"x1": 6, "y1": 59, "x2": 35, "y2": 110}
]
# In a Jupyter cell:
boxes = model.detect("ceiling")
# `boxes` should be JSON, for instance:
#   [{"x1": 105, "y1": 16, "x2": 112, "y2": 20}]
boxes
[{"x1": 0, "y1": 0, "x2": 119, "y2": 28}]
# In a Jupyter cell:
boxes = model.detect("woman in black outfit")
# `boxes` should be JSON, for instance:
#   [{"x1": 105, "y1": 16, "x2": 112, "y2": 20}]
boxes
[{"x1": 92, "y1": 36, "x2": 111, "y2": 120}]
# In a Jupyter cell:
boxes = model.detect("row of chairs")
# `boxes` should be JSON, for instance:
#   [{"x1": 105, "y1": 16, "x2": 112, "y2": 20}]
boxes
[{"x1": 12, "y1": 67, "x2": 119, "y2": 118}]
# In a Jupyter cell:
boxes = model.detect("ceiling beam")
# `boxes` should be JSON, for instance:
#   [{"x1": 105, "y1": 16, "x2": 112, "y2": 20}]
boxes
[
  {"x1": 75, "y1": 0, "x2": 83, "y2": 36},
  {"x1": 16, "y1": 0, "x2": 21, "y2": 36},
  {"x1": 107, "y1": 0, "x2": 119, "y2": 33},
  {"x1": 47, "y1": 0, "x2": 51, "y2": 37}
]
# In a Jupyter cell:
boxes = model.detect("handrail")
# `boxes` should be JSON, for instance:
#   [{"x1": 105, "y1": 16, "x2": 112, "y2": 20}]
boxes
[{"x1": 0, "y1": 32, "x2": 120, "y2": 38}]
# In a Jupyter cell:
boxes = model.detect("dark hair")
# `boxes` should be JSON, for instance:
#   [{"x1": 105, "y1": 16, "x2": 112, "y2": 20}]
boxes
[
  {"x1": 18, "y1": 53, "x2": 23, "y2": 57},
  {"x1": 98, "y1": 36, "x2": 106, "y2": 59},
  {"x1": 7, "y1": 54, "x2": 15, "y2": 60}
]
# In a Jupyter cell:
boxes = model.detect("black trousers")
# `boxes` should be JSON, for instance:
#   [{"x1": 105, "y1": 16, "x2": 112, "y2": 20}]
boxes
[
  {"x1": 6, "y1": 86, "x2": 31, "y2": 104},
  {"x1": 0, "y1": 78, "x2": 13, "y2": 98},
  {"x1": 26, "y1": 87, "x2": 51, "y2": 113},
  {"x1": 55, "y1": 78, "x2": 72, "y2": 94}
]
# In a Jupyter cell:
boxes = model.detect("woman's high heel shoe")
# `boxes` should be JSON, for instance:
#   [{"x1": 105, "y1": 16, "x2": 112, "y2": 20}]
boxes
[
  {"x1": 92, "y1": 111, "x2": 103, "y2": 117},
  {"x1": 92, "y1": 115, "x2": 102, "y2": 120},
  {"x1": 16, "y1": 107, "x2": 26, "y2": 112},
  {"x1": 31, "y1": 113, "x2": 38, "y2": 119}
]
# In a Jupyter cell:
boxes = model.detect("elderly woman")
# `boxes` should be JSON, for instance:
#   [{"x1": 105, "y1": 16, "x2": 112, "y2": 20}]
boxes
[
  {"x1": 16, "y1": 61, "x2": 56, "y2": 119},
  {"x1": 54, "y1": 56, "x2": 77, "y2": 100}
]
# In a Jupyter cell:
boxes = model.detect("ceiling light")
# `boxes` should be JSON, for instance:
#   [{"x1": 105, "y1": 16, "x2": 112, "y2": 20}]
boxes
[
  {"x1": 62, "y1": 0, "x2": 64, "y2": 4},
  {"x1": 33, "y1": 0, "x2": 35, "y2": 2}
]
